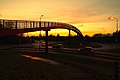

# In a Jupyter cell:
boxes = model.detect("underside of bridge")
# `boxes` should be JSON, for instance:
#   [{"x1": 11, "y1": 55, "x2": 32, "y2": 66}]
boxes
[{"x1": 0, "y1": 28, "x2": 83, "y2": 37}]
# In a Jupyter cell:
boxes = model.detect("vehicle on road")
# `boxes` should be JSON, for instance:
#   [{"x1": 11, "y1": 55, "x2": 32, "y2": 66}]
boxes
[
  {"x1": 78, "y1": 47, "x2": 95, "y2": 54},
  {"x1": 52, "y1": 44, "x2": 64, "y2": 50}
]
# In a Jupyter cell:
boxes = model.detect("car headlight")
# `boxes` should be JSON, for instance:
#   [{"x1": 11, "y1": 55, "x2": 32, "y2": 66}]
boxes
[{"x1": 91, "y1": 50, "x2": 94, "y2": 52}]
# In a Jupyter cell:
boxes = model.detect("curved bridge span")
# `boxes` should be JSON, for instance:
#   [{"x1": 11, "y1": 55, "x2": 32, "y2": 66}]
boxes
[{"x1": 0, "y1": 19, "x2": 83, "y2": 37}]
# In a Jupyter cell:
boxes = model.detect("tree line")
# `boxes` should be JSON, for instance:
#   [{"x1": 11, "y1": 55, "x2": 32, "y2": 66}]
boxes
[
  {"x1": 0, "y1": 31, "x2": 120, "y2": 46},
  {"x1": 84, "y1": 31, "x2": 120, "y2": 43}
]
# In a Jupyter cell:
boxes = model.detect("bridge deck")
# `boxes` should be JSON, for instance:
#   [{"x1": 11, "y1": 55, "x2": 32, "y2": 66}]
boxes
[{"x1": 0, "y1": 19, "x2": 83, "y2": 37}]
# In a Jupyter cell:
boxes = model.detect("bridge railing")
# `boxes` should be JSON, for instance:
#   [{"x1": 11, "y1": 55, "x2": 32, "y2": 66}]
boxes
[
  {"x1": 0, "y1": 19, "x2": 63, "y2": 29},
  {"x1": 0, "y1": 19, "x2": 83, "y2": 36}
]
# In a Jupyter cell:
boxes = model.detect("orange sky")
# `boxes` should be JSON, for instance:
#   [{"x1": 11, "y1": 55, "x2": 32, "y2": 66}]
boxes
[{"x1": 1, "y1": 0, "x2": 120, "y2": 36}]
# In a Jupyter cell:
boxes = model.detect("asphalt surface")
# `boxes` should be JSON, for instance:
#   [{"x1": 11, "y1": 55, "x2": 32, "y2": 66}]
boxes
[
  {"x1": 0, "y1": 44, "x2": 98, "y2": 80},
  {"x1": 0, "y1": 43, "x2": 119, "y2": 80}
]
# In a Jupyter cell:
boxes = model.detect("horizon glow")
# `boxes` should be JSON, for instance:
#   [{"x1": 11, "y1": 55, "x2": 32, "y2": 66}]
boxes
[{"x1": 1, "y1": 0, "x2": 120, "y2": 36}]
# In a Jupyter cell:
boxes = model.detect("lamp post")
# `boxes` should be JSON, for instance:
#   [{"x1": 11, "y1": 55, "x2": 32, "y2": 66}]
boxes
[
  {"x1": 108, "y1": 16, "x2": 119, "y2": 43},
  {"x1": 100, "y1": 28, "x2": 105, "y2": 43},
  {"x1": 40, "y1": 15, "x2": 44, "y2": 36},
  {"x1": 40, "y1": 15, "x2": 44, "y2": 25},
  {"x1": 79, "y1": 25, "x2": 85, "y2": 36},
  {"x1": 101, "y1": 28, "x2": 105, "y2": 34},
  {"x1": 39, "y1": 15, "x2": 44, "y2": 49}
]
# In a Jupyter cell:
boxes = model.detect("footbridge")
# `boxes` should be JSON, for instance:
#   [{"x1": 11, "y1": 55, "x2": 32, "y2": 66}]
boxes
[
  {"x1": 0, "y1": 19, "x2": 83, "y2": 53},
  {"x1": 0, "y1": 19, "x2": 83, "y2": 37}
]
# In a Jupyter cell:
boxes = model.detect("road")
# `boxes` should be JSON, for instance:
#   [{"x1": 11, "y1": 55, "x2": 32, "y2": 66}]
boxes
[
  {"x1": 0, "y1": 44, "x2": 98, "y2": 80},
  {"x1": 0, "y1": 43, "x2": 120, "y2": 80}
]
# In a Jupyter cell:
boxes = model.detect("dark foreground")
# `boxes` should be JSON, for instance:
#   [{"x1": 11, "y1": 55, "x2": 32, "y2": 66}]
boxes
[
  {"x1": 0, "y1": 48, "x2": 116, "y2": 80},
  {"x1": 0, "y1": 50, "x2": 71, "y2": 80}
]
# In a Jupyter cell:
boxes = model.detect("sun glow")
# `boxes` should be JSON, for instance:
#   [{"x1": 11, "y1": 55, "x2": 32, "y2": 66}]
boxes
[
  {"x1": 1, "y1": 0, "x2": 120, "y2": 36},
  {"x1": 23, "y1": 29, "x2": 77, "y2": 37}
]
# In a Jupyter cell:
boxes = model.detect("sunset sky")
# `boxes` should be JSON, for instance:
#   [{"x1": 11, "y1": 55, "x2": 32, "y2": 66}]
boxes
[{"x1": 1, "y1": 0, "x2": 120, "y2": 36}]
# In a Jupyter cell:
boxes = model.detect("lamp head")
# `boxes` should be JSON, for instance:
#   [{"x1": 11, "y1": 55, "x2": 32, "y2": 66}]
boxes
[{"x1": 108, "y1": 16, "x2": 116, "y2": 20}]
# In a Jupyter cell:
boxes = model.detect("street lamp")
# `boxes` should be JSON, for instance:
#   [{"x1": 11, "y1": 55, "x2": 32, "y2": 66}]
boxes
[
  {"x1": 40, "y1": 15, "x2": 44, "y2": 24},
  {"x1": 108, "y1": 16, "x2": 119, "y2": 43},
  {"x1": 100, "y1": 28, "x2": 105, "y2": 43},
  {"x1": 39, "y1": 15, "x2": 44, "y2": 49},
  {"x1": 79, "y1": 25, "x2": 85, "y2": 36},
  {"x1": 39, "y1": 15, "x2": 44, "y2": 36},
  {"x1": 101, "y1": 28, "x2": 105, "y2": 34}
]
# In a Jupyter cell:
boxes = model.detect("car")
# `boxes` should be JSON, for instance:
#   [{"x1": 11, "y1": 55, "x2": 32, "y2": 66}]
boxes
[
  {"x1": 78, "y1": 47, "x2": 95, "y2": 54},
  {"x1": 41, "y1": 42, "x2": 46, "y2": 47},
  {"x1": 52, "y1": 44, "x2": 64, "y2": 50}
]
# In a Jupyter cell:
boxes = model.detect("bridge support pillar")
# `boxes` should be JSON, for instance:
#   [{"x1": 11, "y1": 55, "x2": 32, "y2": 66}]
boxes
[
  {"x1": 45, "y1": 30, "x2": 49, "y2": 53},
  {"x1": 69, "y1": 29, "x2": 71, "y2": 44}
]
